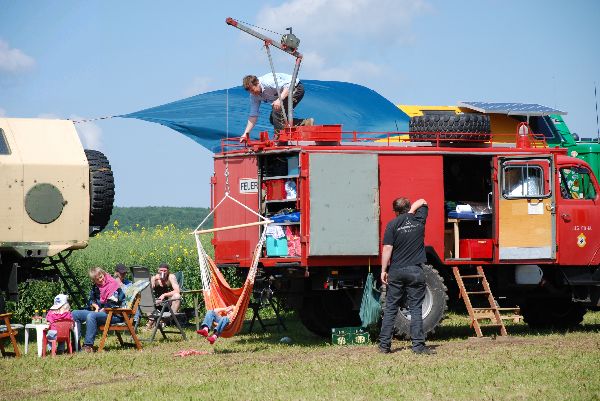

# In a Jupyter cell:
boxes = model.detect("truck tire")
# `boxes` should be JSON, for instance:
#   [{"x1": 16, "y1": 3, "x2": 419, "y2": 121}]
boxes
[
  {"x1": 409, "y1": 113, "x2": 491, "y2": 141},
  {"x1": 380, "y1": 264, "x2": 448, "y2": 338},
  {"x1": 299, "y1": 290, "x2": 362, "y2": 336},
  {"x1": 85, "y1": 149, "x2": 115, "y2": 236},
  {"x1": 521, "y1": 298, "x2": 586, "y2": 329}
]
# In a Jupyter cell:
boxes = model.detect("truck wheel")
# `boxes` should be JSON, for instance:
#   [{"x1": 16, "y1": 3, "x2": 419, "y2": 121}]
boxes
[
  {"x1": 381, "y1": 264, "x2": 448, "y2": 338},
  {"x1": 85, "y1": 149, "x2": 115, "y2": 236},
  {"x1": 299, "y1": 290, "x2": 362, "y2": 336},
  {"x1": 521, "y1": 298, "x2": 586, "y2": 329},
  {"x1": 409, "y1": 113, "x2": 490, "y2": 141}
]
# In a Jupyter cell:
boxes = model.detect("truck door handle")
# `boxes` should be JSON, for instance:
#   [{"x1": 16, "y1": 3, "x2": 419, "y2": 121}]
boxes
[{"x1": 561, "y1": 213, "x2": 571, "y2": 222}]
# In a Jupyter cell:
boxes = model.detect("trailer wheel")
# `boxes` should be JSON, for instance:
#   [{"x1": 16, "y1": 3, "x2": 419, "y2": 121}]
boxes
[
  {"x1": 381, "y1": 264, "x2": 448, "y2": 338},
  {"x1": 521, "y1": 298, "x2": 586, "y2": 329},
  {"x1": 299, "y1": 290, "x2": 362, "y2": 336},
  {"x1": 85, "y1": 149, "x2": 115, "y2": 236},
  {"x1": 409, "y1": 113, "x2": 491, "y2": 142}
]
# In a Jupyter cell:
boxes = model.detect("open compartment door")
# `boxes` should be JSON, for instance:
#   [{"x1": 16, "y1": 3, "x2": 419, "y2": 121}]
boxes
[
  {"x1": 497, "y1": 156, "x2": 556, "y2": 260},
  {"x1": 308, "y1": 153, "x2": 379, "y2": 256}
]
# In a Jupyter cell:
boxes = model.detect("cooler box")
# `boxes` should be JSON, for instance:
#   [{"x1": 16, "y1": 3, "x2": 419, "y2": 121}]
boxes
[
  {"x1": 266, "y1": 236, "x2": 288, "y2": 256},
  {"x1": 459, "y1": 239, "x2": 493, "y2": 259}
]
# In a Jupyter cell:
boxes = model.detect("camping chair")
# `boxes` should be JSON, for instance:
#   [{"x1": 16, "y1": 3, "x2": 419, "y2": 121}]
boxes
[
  {"x1": 42, "y1": 320, "x2": 74, "y2": 357},
  {"x1": 247, "y1": 277, "x2": 287, "y2": 334},
  {"x1": 131, "y1": 266, "x2": 186, "y2": 342},
  {"x1": 97, "y1": 280, "x2": 149, "y2": 352},
  {"x1": 0, "y1": 313, "x2": 21, "y2": 357}
]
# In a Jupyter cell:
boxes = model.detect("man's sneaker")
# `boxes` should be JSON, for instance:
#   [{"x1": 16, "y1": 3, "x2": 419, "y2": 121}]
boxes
[
  {"x1": 378, "y1": 346, "x2": 391, "y2": 354},
  {"x1": 412, "y1": 347, "x2": 436, "y2": 355},
  {"x1": 300, "y1": 118, "x2": 314, "y2": 126},
  {"x1": 196, "y1": 327, "x2": 209, "y2": 337},
  {"x1": 207, "y1": 334, "x2": 218, "y2": 345},
  {"x1": 82, "y1": 345, "x2": 94, "y2": 353}
]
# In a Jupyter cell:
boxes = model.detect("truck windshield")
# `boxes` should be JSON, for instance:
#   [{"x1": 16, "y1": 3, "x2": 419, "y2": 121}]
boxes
[
  {"x1": 503, "y1": 165, "x2": 544, "y2": 198},
  {"x1": 559, "y1": 167, "x2": 597, "y2": 200},
  {"x1": 0, "y1": 129, "x2": 10, "y2": 155}
]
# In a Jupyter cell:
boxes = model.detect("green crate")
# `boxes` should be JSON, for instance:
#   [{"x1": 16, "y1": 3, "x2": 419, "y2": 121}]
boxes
[{"x1": 332, "y1": 327, "x2": 370, "y2": 345}]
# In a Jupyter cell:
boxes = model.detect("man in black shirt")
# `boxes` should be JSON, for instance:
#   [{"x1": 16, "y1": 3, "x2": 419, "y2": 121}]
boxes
[{"x1": 379, "y1": 197, "x2": 434, "y2": 355}]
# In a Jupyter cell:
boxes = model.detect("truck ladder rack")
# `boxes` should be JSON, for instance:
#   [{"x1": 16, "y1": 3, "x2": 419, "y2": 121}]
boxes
[{"x1": 452, "y1": 266, "x2": 522, "y2": 337}]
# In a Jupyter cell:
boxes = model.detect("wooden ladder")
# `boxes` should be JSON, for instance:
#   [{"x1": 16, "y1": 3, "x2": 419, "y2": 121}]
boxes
[{"x1": 452, "y1": 266, "x2": 521, "y2": 337}]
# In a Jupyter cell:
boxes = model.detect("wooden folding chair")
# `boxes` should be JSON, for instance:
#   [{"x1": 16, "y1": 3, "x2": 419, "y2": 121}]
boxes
[
  {"x1": 97, "y1": 280, "x2": 149, "y2": 352},
  {"x1": 0, "y1": 313, "x2": 21, "y2": 357}
]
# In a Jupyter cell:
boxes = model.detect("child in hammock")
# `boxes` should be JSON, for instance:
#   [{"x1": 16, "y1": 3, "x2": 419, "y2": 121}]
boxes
[{"x1": 196, "y1": 305, "x2": 235, "y2": 344}]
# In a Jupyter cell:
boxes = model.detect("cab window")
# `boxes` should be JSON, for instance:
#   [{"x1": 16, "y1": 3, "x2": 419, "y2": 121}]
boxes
[
  {"x1": 559, "y1": 167, "x2": 597, "y2": 200},
  {"x1": 503, "y1": 165, "x2": 544, "y2": 198},
  {"x1": 0, "y1": 129, "x2": 10, "y2": 155}
]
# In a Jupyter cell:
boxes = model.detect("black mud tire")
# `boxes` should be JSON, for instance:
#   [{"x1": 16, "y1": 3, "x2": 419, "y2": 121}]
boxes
[
  {"x1": 380, "y1": 264, "x2": 448, "y2": 338},
  {"x1": 521, "y1": 298, "x2": 586, "y2": 329},
  {"x1": 85, "y1": 149, "x2": 115, "y2": 236},
  {"x1": 299, "y1": 290, "x2": 362, "y2": 337},
  {"x1": 409, "y1": 113, "x2": 491, "y2": 142}
]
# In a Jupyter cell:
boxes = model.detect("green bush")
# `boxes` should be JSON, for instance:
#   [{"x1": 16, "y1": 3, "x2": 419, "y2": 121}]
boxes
[{"x1": 11, "y1": 223, "x2": 243, "y2": 323}]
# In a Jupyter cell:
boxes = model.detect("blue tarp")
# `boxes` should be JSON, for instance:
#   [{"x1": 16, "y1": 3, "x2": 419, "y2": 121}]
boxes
[{"x1": 121, "y1": 80, "x2": 409, "y2": 152}]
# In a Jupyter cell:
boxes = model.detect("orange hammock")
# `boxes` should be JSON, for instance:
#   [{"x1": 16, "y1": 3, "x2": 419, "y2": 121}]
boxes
[{"x1": 193, "y1": 194, "x2": 270, "y2": 338}]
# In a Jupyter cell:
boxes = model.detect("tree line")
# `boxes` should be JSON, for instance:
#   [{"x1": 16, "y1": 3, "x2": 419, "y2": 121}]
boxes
[{"x1": 107, "y1": 206, "x2": 213, "y2": 230}]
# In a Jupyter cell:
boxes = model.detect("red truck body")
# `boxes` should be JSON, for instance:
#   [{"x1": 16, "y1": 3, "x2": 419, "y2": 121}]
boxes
[{"x1": 210, "y1": 125, "x2": 600, "y2": 335}]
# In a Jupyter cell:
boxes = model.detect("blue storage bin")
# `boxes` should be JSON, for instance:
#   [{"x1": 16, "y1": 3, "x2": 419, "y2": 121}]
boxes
[
  {"x1": 287, "y1": 155, "x2": 299, "y2": 176},
  {"x1": 270, "y1": 212, "x2": 300, "y2": 223},
  {"x1": 266, "y1": 236, "x2": 288, "y2": 256}
]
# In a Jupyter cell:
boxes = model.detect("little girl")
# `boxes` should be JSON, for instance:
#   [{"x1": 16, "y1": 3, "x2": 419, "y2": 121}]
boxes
[
  {"x1": 46, "y1": 294, "x2": 73, "y2": 347},
  {"x1": 196, "y1": 305, "x2": 235, "y2": 344}
]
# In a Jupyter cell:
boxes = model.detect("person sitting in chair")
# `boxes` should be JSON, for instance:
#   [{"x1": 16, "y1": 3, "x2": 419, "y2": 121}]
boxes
[
  {"x1": 196, "y1": 305, "x2": 235, "y2": 344},
  {"x1": 151, "y1": 263, "x2": 181, "y2": 313}
]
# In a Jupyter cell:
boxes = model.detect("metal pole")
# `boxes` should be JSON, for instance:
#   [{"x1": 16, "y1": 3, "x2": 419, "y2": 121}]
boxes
[
  {"x1": 288, "y1": 57, "x2": 302, "y2": 125},
  {"x1": 265, "y1": 45, "x2": 288, "y2": 127}
]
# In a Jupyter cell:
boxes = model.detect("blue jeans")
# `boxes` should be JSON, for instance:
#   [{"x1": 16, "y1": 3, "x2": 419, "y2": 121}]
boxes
[
  {"x1": 71, "y1": 309, "x2": 123, "y2": 347},
  {"x1": 201, "y1": 310, "x2": 230, "y2": 336},
  {"x1": 379, "y1": 265, "x2": 427, "y2": 352}
]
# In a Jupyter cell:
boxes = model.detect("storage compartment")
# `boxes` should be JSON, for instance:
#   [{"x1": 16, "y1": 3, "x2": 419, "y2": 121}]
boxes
[
  {"x1": 459, "y1": 239, "x2": 493, "y2": 259},
  {"x1": 266, "y1": 236, "x2": 289, "y2": 256}
]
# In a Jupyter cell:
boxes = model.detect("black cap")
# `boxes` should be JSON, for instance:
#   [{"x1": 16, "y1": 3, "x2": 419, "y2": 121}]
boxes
[{"x1": 115, "y1": 264, "x2": 127, "y2": 274}]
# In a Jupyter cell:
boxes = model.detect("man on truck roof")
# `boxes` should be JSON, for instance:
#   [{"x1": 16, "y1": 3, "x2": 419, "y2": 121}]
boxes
[
  {"x1": 240, "y1": 73, "x2": 312, "y2": 142},
  {"x1": 379, "y1": 197, "x2": 435, "y2": 355}
]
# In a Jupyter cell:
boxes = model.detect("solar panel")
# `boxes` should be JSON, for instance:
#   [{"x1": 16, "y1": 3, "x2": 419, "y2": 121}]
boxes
[{"x1": 457, "y1": 102, "x2": 566, "y2": 116}]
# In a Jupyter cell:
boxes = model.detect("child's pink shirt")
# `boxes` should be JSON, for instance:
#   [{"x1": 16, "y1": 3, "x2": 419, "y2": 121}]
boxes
[{"x1": 46, "y1": 311, "x2": 73, "y2": 331}]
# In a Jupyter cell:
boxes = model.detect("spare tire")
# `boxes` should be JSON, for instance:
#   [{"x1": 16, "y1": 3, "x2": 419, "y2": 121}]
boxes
[
  {"x1": 409, "y1": 113, "x2": 491, "y2": 142},
  {"x1": 380, "y1": 264, "x2": 448, "y2": 338},
  {"x1": 85, "y1": 149, "x2": 115, "y2": 236}
]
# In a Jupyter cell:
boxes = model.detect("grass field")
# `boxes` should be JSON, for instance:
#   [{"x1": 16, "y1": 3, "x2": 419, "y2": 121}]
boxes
[
  {"x1": 1, "y1": 311, "x2": 599, "y2": 401},
  {"x1": 3, "y1": 225, "x2": 600, "y2": 400}
]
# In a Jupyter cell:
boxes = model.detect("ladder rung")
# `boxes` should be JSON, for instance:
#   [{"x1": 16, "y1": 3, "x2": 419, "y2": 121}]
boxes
[
  {"x1": 478, "y1": 323, "x2": 503, "y2": 327},
  {"x1": 472, "y1": 308, "x2": 497, "y2": 311},
  {"x1": 466, "y1": 291, "x2": 490, "y2": 295},
  {"x1": 460, "y1": 274, "x2": 484, "y2": 279}
]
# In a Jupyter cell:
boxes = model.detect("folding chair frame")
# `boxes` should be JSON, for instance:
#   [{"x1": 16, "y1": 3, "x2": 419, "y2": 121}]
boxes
[
  {"x1": 97, "y1": 294, "x2": 143, "y2": 352},
  {"x1": 0, "y1": 313, "x2": 21, "y2": 357}
]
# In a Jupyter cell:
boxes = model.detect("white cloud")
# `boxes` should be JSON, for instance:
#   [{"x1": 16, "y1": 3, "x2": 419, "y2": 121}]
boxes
[
  {"x1": 255, "y1": 0, "x2": 429, "y2": 82},
  {"x1": 184, "y1": 76, "x2": 216, "y2": 97},
  {"x1": 0, "y1": 39, "x2": 35, "y2": 73},
  {"x1": 0, "y1": 107, "x2": 6, "y2": 117},
  {"x1": 70, "y1": 115, "x2": 103, "y2": 150}
]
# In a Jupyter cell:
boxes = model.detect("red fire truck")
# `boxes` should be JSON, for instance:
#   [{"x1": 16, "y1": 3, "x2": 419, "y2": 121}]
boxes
[{"x1": 210, "y1": 124, "x2": 600, "y2": 336}]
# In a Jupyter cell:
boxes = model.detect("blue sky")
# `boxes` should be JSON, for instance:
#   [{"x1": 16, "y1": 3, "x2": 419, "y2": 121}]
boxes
[{"x1": 1, "y1": 0, "x2": 599, "y2": 207}]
